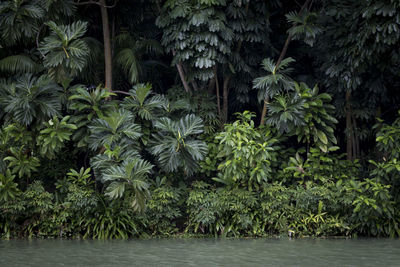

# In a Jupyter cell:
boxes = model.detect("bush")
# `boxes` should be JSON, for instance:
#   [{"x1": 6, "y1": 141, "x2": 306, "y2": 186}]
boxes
[{"x1": 213, "y1": 111, "x2": 278, "y2": 190}]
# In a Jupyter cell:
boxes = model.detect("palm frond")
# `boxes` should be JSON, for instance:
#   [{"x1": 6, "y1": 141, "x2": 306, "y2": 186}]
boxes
[
  {"x1": 0, "y1": 54, "x2": 40, "y2": 73},
  {"x1": 115, "y1": 48, "x2": 141, "y2": 84}
]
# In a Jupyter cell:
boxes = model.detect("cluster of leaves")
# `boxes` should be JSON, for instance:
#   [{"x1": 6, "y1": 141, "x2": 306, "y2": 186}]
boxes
[
  {"x1": 157, "y1": 0, "x2": 232, "y2": 81},
  {"x1": 254, "y1": 58, "x2": 337, "y2": 152},
  {"x1": 214, "y1": 111, "x2": 278, "y2": 190}
]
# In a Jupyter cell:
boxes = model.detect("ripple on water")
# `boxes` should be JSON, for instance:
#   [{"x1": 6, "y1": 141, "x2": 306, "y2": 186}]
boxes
[{"x1": 0, "y1": 238, "x2": 400, "y2": 267}]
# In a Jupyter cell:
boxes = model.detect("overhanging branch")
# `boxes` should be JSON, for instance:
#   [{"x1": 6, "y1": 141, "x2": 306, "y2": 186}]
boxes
[{"x1": 75, "y1": 0, "x2": 117, "y2": 8}]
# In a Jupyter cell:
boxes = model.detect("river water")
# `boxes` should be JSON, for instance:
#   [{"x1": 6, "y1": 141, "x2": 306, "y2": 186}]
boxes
[{"x1": 0, "y1": 238, "x2": 399, "y2": 266}]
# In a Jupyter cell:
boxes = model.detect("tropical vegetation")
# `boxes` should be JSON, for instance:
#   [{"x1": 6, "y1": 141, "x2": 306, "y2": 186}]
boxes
[{"x1": 0, "y1": 0, "x2": 399, "y2": 239}]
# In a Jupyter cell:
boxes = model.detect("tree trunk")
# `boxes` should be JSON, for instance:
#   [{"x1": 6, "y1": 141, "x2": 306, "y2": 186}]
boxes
[
  {"x1": 346, "y1": 90, "x2": 354, "y2": 160},
  {"x1": 352, "y1": 112, "x2": 360, "y2": 159},
  {"x1": 175, "y1": 61, "x2": 191, "y2": 93},
  {"x1": 214, "y1": 68, "x2": 221, "y2": 118},
  {"x1": 222, "y1": 75, "x2": 231, "y2": 123},
  {"x1": 100, "y1": 0, "x2": 113, "y2": 91},
  {"x1": 260, "y1": 97, "x2": 269, "y2": 126}
]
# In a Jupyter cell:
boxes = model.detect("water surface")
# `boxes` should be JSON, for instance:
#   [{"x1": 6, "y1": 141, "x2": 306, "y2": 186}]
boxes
[{"x1": 1, "y1": 238, "x2": 399, "y2": 266}]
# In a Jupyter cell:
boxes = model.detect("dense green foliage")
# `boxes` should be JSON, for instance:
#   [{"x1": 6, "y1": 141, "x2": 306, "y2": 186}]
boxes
[{"x1": 0, "y1": 0, "x2": 399, "y2": 239}]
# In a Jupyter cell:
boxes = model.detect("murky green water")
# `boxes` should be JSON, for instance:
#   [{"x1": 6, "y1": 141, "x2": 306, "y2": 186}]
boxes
[{"x1": 0, "y1": 238, "x2": 399, "y2": 266}]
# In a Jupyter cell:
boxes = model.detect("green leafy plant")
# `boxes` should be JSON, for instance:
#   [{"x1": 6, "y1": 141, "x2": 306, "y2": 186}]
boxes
[
  {"x1": 115, "y1": 33, "x2": 164, "y2": 84},
  {"x1": 88, "y1": 109, "x2": 141, "y2": 152},
  {"x1": 266, "y1": 94, "x2": 305, "y2": 133},
  {"x1": 157, "y1": 0, "x2": 232, "y2": 81},
  {"x1": 284, "y1": 147, "x2": 359, "y2": 184},
  {"x1": 39, "y1": 21, "x2": 90, "y2": 79},
  {"x1": 345, "y1": 178, "x2": 400, "y2": 237},
  {"x1": 293, "y1": 83, "x2": 338, "y2": 152},
  {"x1": 253, "y1": 57, "x2": 295, "y2": 102},
  {"x1": 4, "y1": 146, "x2": 40, "y2": 179},
  {"x1": 214, "y1": 111, "x2": 278, "y2": 190},
  {"x1": 149, "y1": 114, "x2": 207, "y2": 175},
  {"x1": 68, "y1": 85, "x2": 115, "y2": 147},
  {"x1": 21, "y1": 181, "x2": 54, "y2": 237},
  {"x1": 67, "y1": 167, "x2": 93, "y2": 187},
  {"x1": 0, "y1": 0, "x2": 44, "y2": 45},
  {"x1": 83, "y1": 198, "x2": 139, "y2": 239},
  {"x1": 286, "y1": 11, "x2": 322, "y2": 46},
  {"x1": 121, "y1": 83, "x2": 166, "y2": 121},
  {"x1": 0, "y1": 124, "x2": 34, "y2": 173},
  {"x1": 374, "y1": 110, "x2": 400, "y2": 160},
  {"x1": 369, "y1": 111, "x2": 400, "y2": 202},
  {"x1": 102, "y1": 158, "x2": 153, "y2": 212},
  {"x1": 0, "y1": 169, "x2": 20, "y2": 202},
  {"x1": 0, "y1": 74, "x2": 62, "y2": 126},
  {"x1": 145, "y1": 177, "x2": 185, "y2": 236},
  {"x1": 37, "y1": 116, "x2": 77, "y2": 159}
]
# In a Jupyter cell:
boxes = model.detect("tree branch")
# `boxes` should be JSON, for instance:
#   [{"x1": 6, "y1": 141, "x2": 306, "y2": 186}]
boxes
[
  {"x1": 111, "y1": 90, "x2": 130, "y2": 96},
  {"x1": 75, "y1": 0, "x2": 117, "y2": 8}
]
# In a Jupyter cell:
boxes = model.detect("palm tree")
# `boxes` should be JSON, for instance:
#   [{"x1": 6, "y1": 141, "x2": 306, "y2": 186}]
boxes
[
  {"x1": 120, "y1": 83, "x2": 167, "y2": 121},
  {"x1": 0, "y1": 74, "x2": 63, "y2": 127},
  {"x1": 149, "y1": 114, "x2": 208, "y2": 175},
  {"x1": 68, "y1": 85, "x2": 116, "y2": 147},
  {"x1": 88, "y1": 109, "x2": 141, "y2": 152},
  {"x1": 253, "y1": 57, "x2": 296, "y2": 126},
  {"x1": 103, "y1": 157, "x2": 153, "y2": 212},
  {"x1": 0, "y1": 0, "x2": 44, "y2": 46},
  {"x1": 253, "y1": 57, "x2": 295, "y2": 104},
  {"x1": 39, "y1": 21, "x2": 90, "y2": 82}
]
